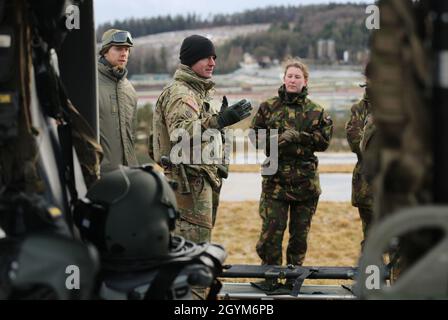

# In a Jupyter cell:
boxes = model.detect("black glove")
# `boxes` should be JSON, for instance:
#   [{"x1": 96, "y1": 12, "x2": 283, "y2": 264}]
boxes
[
  {"x1": 216, "y1": 99, "x2": 252, "y2": 128},
  {"x1": 220, "y1": 96, "x2": 229, "y2": 112}
]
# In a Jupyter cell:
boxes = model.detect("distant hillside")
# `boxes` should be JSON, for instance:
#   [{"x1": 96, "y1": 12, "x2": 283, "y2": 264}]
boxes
[
  {"x1": 216, "y1": 4, "x2": 370, "y2": 72},
  {"x1": 126, "y1": 24, "x2": 271, "y2": 76},
  {"x1": 98, "y1": 3, "x2": 372, "y2": 75},
  {"x1": 97, "y1": 5, "x2": 319, "y2": 39}
]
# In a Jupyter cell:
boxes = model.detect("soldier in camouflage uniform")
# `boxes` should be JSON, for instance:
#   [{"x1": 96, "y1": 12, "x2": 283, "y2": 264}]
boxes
[
  {"x1": 251, "y1": 59, "x2": 333, "y2": 266},
  {"x1": 98, "y1": 29, "x2": 138, "y2": 174},
  {"x1": 345, "y1": 87, "x2": 374, "y2": 245},
  {"x1": 152, "y1": 35, "x2": 252, "y2": 243}
]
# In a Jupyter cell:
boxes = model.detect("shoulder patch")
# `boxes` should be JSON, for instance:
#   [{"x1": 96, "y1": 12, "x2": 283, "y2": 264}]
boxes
[{"x1": 182, "y1": 96, "x2": 200, "y2": 114}]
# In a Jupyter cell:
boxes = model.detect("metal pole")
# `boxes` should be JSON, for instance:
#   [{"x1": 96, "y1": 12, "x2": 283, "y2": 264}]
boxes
[
  {"x1": 432, "y1": 0, "x2": 448, "y2": 202},
  {"x1": 59, "y1": 0, "x2": 99, "y2": 140}
]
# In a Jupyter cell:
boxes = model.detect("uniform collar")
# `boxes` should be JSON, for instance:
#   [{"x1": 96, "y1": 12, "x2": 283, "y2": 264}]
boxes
[
  {"x1": 278, "y1": 84, "x2": 308, "y2": 104},
  {"x1": 98, "y1": 56, "x2": 128, "y2": 81},
  {"x1": 174, "y1": 64, "x2": 215, "y2": 95}
]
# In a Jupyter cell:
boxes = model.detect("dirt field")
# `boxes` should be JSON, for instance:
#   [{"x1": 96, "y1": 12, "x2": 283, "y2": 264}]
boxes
[
  {"x1": 229, "y1": 164, "x2": 354, "y2": 173},
  {"x1": 212, "y1": 200, "x2": 362, "y2": 285}
]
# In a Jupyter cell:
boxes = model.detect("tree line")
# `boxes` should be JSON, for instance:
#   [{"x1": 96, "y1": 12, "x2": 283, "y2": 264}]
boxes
[
  {"x1": 100, "y1": 3, "x2": 371, "y2": 75},
  {"x1": 215, "y1": 4, "x2": 370, "y2": 73},
  {"x1": 97, "y1": 5, "x2": 322, "y2": 39}
]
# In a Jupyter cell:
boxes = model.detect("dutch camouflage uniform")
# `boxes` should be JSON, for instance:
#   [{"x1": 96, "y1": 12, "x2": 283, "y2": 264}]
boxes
[
  {"x1": 345, "y1": 91, "x2": 374, "y2": 241},
  {"x1": 152, "y1": 64, "x2": 223, "y2": 243},
  {"x1": 251, "y1": 85, "x2": 333, "y2": 266},
  {"x1": 98, "y1": 59, "x2": 138, "y2": 174},
  {"x1": 360, "y1": 113, "x2": 377, "y2": 176}
]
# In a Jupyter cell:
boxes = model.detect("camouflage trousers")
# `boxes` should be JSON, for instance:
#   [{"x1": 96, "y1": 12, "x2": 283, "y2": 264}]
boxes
[
  {"x1": 358, "y1": 206, "x2": 373, "y2": 241},
  {"x1": 173, "y1": 174, "x2": 221, "y2": 300},
  {"x1": 256, "y1": 194, "x2": 318, "y2": 266},
  {"x1": 173, "y1": 174, "x2": 218, "y2": 243}
]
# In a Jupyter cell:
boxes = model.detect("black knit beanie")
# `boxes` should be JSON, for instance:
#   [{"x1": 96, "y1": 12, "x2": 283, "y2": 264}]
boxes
[{"x1": 179, "y1": 35, "x2": 216, "y2": 67}]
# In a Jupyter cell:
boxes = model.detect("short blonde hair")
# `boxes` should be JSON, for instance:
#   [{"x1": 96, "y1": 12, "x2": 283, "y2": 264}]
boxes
[{"x1": 283, "y1": 58, "x2": 309, "y2": 82}]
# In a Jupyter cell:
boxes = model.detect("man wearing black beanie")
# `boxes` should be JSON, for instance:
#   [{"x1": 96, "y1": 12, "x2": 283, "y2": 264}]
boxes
[
  {"x1": 151, "y1": 34, "x2": 253, "y2": 246},
  {"x1": 180, "y1": 35, "x2": 217, "y2": 69}
]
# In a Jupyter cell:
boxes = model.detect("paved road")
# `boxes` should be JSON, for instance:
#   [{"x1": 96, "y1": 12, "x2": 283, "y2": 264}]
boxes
[{"x1": 221, "y1": 172, "x2": 352, "y2": 202}]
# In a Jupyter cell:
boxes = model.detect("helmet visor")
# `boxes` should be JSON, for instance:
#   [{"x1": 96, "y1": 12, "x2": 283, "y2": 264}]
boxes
[{"x1": 110, "y1": 31, "x2": 133, "y2": 46}]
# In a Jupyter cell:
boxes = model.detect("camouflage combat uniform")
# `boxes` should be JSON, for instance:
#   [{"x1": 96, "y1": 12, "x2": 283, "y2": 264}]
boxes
[
  {"x1": 152, "y1": 64, "x2": 223, "y2": 243},
  {"x1": 345, "y1": 91, "x2": 374, "y2": 241},
  {"x1": 359, "y1": 113, "x2": 378, "y2": 185},
  {"x1": 98, "y1": 58, "x2": 138, "y2": 174},
  {"x1": 251, "y1": 85, "x2": 333, "y2": 265}
]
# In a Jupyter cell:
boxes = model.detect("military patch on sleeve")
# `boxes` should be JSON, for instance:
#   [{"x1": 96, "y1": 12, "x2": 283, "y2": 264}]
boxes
[{"x1": 182, "y1": 96, "x2": 200, "y2": 114}]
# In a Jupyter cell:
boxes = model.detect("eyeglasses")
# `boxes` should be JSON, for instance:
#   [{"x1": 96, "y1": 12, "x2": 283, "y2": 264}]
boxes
[{"x1": 110, "y1": 31, "x2": 133, "y2": 46}]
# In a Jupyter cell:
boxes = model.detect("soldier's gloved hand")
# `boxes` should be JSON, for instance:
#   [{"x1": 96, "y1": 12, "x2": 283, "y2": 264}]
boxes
[
  {"x1": 220, "y1": 96, "x2": 229, "y2": 112},
  {"x1": 297, "y1": 131, "x2": 313, "y2": 144},
  {"x1": 216, "y1": 99, "x2": 252, "y2": 128},
  {"x1": 218, "y1": 96, "x2": 230, "y2": 133},
  {"x1": 279, "y1": 129, "x2": 313, "y2": 146},
  {"x1": 279, "y1": 129, "x2": 301, "y2": 144}
]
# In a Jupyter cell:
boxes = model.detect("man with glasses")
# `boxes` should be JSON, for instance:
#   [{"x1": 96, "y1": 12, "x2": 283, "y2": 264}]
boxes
[{"x1": 98, "y1": 29, "x2": 138, "y2": 174}]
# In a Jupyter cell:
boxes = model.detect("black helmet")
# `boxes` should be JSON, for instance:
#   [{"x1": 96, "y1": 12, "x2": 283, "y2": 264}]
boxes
[
  {"x1": 74, "y1": 165, "x2": 178, "y2": 266},
  {"x1": 74, "y1": 166, "x2": 228, "y2": 300}
]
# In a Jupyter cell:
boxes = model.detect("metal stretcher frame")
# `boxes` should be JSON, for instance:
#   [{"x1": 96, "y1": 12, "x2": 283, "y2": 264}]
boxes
[
  {"x1": 218, "y1": 283, "x2": 357, "y2": 300},
  {"x1": 217, "y1": 264, "x2": 359, "y2": 300},
  {"x1": 220, "y1": 264, "x2": 358, "y2": 279}
]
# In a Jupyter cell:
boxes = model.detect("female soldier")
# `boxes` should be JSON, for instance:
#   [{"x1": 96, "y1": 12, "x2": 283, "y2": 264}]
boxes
[{"x1": 251, "y1": 59, "x2": 333, "y2": 266}]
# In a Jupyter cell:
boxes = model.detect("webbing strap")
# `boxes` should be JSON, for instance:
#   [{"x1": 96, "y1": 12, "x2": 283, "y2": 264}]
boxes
[{"x1": 143, "y1": 262, "x2": 188, "y2": 300}]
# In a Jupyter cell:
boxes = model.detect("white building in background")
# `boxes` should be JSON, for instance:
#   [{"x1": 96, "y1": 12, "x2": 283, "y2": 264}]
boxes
[
  {"x1": 327, "y1": 40, "x2": 336, "y2": 61},
  {"x1": 316, "y1": 39, "x2": 337, "y2": 62},
  {"x1": 243, "y1": 52, "x2": 257, "y2": 65},
  {"x1": 343, "y1": 50, "x2": 350, "y2": 63},
  {"x1": 317, "y1": 39, "x2": 327, "y2": 60}
]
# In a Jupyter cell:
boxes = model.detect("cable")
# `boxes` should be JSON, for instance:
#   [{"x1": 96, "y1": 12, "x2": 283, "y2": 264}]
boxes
[{"x1": 109, "y1": 165, "x2": 131, "y2": 205}]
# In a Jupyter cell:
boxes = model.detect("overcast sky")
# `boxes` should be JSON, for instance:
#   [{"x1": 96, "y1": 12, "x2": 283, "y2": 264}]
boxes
[{"x1": 94, "y1": 0, "x2": 373, "y2": 26}]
